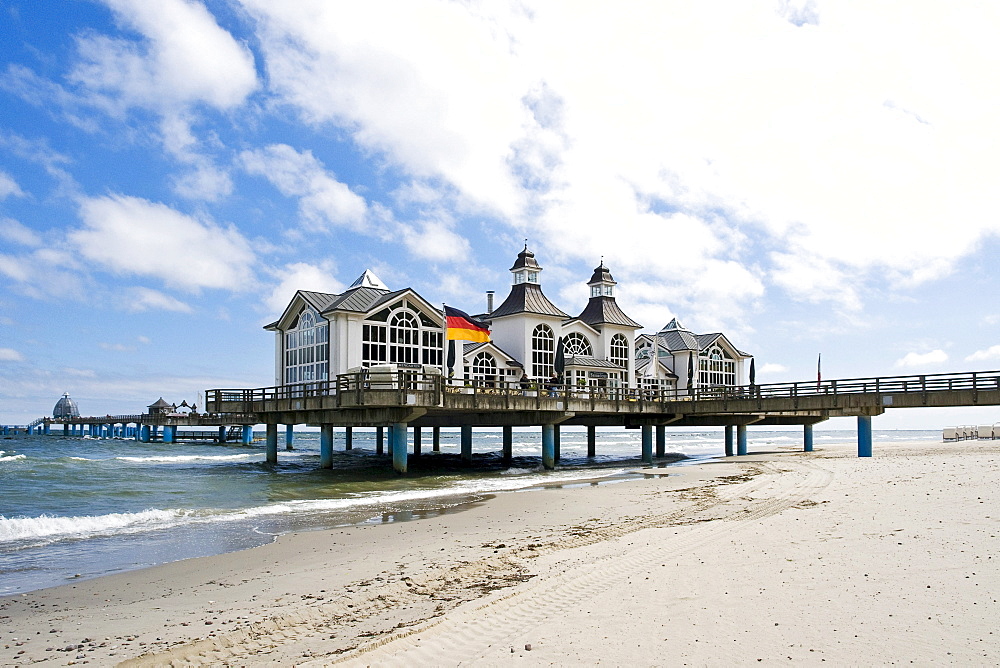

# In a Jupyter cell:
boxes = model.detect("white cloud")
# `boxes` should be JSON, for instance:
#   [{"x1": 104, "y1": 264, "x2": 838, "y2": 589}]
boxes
[
  {"x1": 896, "y1": 349, "x2": 949, "y2": 368},
  {"x1": 240, "y1": 1, "x2": 1000, "y2": 325},
  {"x1": 71, "y1": 0, "x2": 257, "y2": 113},
  {"x1": 240, "y1": 144, "x2": 368, "y2": 231},
  {"x1": 99, "y1": 342, "x2": 135, "y2": 352},
  {"x1": 0, "y1": 171, "x2": 25, "y2": 199},
  {"x1": 760, "y1": 363, "x2": 789, "y2": 375},
  {"x1": 123, "y1": 287, "x2": 193, "y2": 313},
  {"x1": 0, "y1": 348, "x2": 24, "y2": 362},
  {"x1": 399, "y1": 219, "x2": 471, "y2": 263},
  {"x1": 966, "y1": 345, "x2": 1000, "y2": 362},
  {"x1": 72, "y1": 194, "x2": 255, "y2": 292},
  {"x1": 171, "y1": 162, "x2": 233, "y2": 201},
  {"x1": 0, "y1": 218, "x2": 42, "y2": 247},
  {"x1": 263, "y1": 261, "x2": 344, "y2": 315}
]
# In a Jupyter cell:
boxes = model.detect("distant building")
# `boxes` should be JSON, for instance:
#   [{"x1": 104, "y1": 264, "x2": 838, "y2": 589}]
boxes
[
  {"x1": 265, "y1": 246, "x2": 750, "y2": 394},
  {"x1": 635, "y1": 318, "x2": 751, "y2": 396},
  {"x1": 53, "y1": 392, "x2": 80, "y2": 419},
  {"x1": 147, "y1": 398, "x2": 174, "y2": 416}
]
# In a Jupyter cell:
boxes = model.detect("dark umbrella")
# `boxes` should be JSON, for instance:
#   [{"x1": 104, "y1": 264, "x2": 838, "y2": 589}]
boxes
[
  {"x1": 446, "y1": 339, "x2": 456, "y2": 378},
  {"x1": 554, "y1": 337, "x2": 566, "y2": 380},
  {"x1": 749, "y1": 357, "x2": 756, "y2": 397},
  {"x1": 687, "y1": 351, "x2": 694, "y2": 394}
]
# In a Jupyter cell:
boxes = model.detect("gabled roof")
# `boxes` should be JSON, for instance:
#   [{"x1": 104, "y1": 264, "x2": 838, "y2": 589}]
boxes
[
  {"x1": 695, "y1": 332, "x2": 751, "y2": 358},
  {"x1": 560, "y1": 318, "x2": 601, "y2": 336},
  {"x1": 488, "y1": 283, "x2": 569, "y2": 319},
  {"x1": 577, "y1": 296, "x2": 642, "y2": 329},
  {"x1": 463, "y1": 341, "x2": 524, "y2": 367},
  {"x1": 636, "y1": 357, "x2": 678, "y2": 378},
  {"x1": 658, "y1": 328, "x2": 699, "y2": 351}
]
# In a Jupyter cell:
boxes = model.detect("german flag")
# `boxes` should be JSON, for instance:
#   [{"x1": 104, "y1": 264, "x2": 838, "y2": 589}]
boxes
[{"x1": 445, "y1": 305, "x2": 490, "y2": 342}]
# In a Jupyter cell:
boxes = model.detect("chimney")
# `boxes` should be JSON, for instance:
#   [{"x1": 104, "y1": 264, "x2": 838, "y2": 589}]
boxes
[{"x1": 486, "y1": 290, "x2": 495, "y2": 314}]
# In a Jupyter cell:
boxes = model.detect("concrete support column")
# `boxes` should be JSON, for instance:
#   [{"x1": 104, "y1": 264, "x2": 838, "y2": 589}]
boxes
[
  {"x1": 655, "y1": 425, "x2": 666, "y2": 458},
  {"x1": 63, "y1": 424, "x2": 69, "y2": 436},
  {"x1": 152, "y1": 425, "x2": 159, "y2": 441},
  {"x1": 163, "y1": 425, "x2": 176, "y2": 444},
  {"x1": 345, "y1": 426, "x2": 353, "y2": 451},
  {"x1": 413, "y1": 426, "x2": 421, "y2": 456},
  {"x1": 542, "y1": 424, "x2": 556, "y2": 470},
  {"x1": 858, "y1": 415, "x2": 873, "y2": 457},
  {"x1": 804, "y1": 424, "x2": 814, "y2": 452},
  {"x1": 432, "y1": 426, "x2": 441, "y2": 452},
  {"x1": 502, "y1": 425, "x2": 513, "y2": 463},
  {"x1": 376, "y1": 427, "x2": 384, "y2": 455},
  {"x1": 737, "y1": 424, "x2": 748, "y2": 456},
  {"x1": 241, "y1": 425, "x2": 253, "y2": 445},
  {"x1": 139, "y1": 425, "x2": 151, "y2": 443},
  {"x1": 44, "y1": 423, "x2": 51, "y2": 435},
  {"x1": 587, "y1": 425, "x2": 596, "y2": 457},
  {"x1": 725, "y1": 425, "x2": 734, "y2": 456},
  {"x1": 641, "y1": 425, "x2": 653, "y2": 464},
  {"x1": 320, "y1": 424, "x2": 334, "y2": 468},
  {"x1": 265, "y1": 424, "x2": 278, "y2": 463},
  {"x1": 285, "y1": 424, "x2": 295, "y2": 450},
  {"x1": 392, "y1": 422, "x2": 408, "y2": 473},
  {"x1": 218, "y1": 426, "x2": 227, "y2": 443},
  {"x1": 461, "y1": 425, "x2": 473, "y2": 462},
  {"x1": 553, "y1": 425, "x2": 561, "y2": 462}
]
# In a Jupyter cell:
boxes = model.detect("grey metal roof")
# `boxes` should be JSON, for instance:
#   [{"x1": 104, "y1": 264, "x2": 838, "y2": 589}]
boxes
[
  {"x1": 148, "y1": 397, "x2": 172, "y2": 408},
  {"x1": 488, "y1": 283, "x2": 569, "y2": 319},
  {"x1": 320, "y1": 286, "x2": 398, "y2": 314},
  {"x1": 565, "y1": 355, "x2": 625, "y2": 369},
  {"x1": 587, "y1": 261, "x2": 616, "y2": 285},
  {"x1": 509, "y1": 244, "x2": 541, "y2": 271},
  {"x1": 658, "y1": 328, "x2": 699, "y2": 351},
  {"x1": 577, "y1": 296, "x2": 642, "y2": 328},
  {"x1": 348, "y1": 269, "x2": 388, "y2": 290},
  {"x1": 299, "y1": 290, "x2": 341, "y2": 313},
  {"x1": 463, "y1": 342, "x2": 524, "y2": 367},
  {"x1": 53, "y1": 393, "x2": 80, "y2": 419},
  {"x1": 636, "y1": 357, "x2": 678, "y2": 378}
]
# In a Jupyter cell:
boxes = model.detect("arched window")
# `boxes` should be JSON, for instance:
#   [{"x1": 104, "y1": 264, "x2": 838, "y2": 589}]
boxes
[
  {"x1": 362, "y1": 302, "x2": 443, "y2": 368},
  {"x1": 610, "y1": 333, "x2": 629, "y2": 369},
  {"x1": 563, "y1": 332, "x2": 592, "y2": 357},
  {"x1": 699, "y1": 345, "x2": 735, "y2": 387},
  {"x1": 284, "y1": 307, "x2": 329, "y2": 384},
  {"x1": 389, "y1": 311, "x2": 419, "y2": 364},
  {"x1": 531, "y1": 324, "x2": 555, "y2": 379},
  {"x1": 472, "y1": 351, "x2": 497, "y2": 384}
]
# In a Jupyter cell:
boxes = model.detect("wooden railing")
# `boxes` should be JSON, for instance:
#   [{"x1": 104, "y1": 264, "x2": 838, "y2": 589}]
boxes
[{"x1": 206, "y1": 369, "x2": 1000, "y2": 413}]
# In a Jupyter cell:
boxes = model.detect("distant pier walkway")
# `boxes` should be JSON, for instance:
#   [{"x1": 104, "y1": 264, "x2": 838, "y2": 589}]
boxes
[{"x1": 202, "y1": 369, "x2": 1000, "y2": 472}]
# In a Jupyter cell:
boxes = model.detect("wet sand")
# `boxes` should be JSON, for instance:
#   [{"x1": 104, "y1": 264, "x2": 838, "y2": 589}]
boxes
[{"x1": 2, "y1": 439, "x2": 998, "y2": 666}]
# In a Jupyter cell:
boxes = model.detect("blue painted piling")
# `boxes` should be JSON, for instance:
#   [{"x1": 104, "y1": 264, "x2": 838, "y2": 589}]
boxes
[
  {"x1": 241, "y1": 425, "x2": 253, "y2": 445},
  {"x1": 461, "y1": 425, "x2": 473, "y2": 462},
  {"x1": 804, "y1": 424, "x2": 814, "y2": 452},
  {"x1": 725, "y1": 425, "x2": 734, "y2": 456},
  {"x1": 641, "y1": 425, "x2": 653, "y2": 464},
  {"x1": 392, "y1": 422, "x2": 408, "y2": 473},
  {"x1": 320, "y1": 424, "x2": 333, "y2": 468},
  {"x1": 737, "y1": 424, "x2": 748, "y2": 456},
  {"x1": 163, "y1": 425, "x2": 176, "y2": 443},
  {"x1": 345, "y1": 426, "x2": 353, "y2": 450},
  {"x1": 858, "y1": 415, "x2": 873, "y2": 457},
  {"x1": 218, "y1": 426, "x2": 226, "y2": 443},
  {"x1": 655, "y1": 425, "x2": 666, "y2": 458},
  {"x1": 285, "y1": 424, "x2": 294, "y2": 450},
  {"x1": 266, "y1": 424, "x2": 278, "y2": 463},
  {"x1": 139, "y1": 425, "x2": 151, "y2": 443},
  {"x1": 542, "y1": 424, "x2": 555, "y2": 470}
]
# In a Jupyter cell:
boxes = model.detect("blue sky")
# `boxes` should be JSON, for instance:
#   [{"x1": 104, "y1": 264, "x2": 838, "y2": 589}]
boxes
[{"x1": 2, "y1": 0, "x2": 999, "y2": 429}]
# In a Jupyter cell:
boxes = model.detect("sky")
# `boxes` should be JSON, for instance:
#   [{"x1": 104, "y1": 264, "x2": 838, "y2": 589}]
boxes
[{"x1": 1, "y1": 0, "x2": 999, "y2": 430}]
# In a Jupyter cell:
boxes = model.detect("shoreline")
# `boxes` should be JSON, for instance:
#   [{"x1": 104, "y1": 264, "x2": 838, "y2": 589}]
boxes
[{"x1": 2, "y1": 439, "x2": 997, "y2": 665}]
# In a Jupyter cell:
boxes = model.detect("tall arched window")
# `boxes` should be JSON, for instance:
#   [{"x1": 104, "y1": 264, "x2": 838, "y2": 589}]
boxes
[
  {"x1": 699, "y1": 345, "x2": 735, "y2": 386},
  {"x1": 563, "y1": 332, "x2": 592, "y2": 357},
  {"x1": 472, "y1": 351, "x2": 497, "y2": 384},
  {"x1": 610, "y1": 333, "x2": 629, "y2": 369},
  {"x1": 389, "y1": 311, "x2": 419, "y2": 364},
  {"x1": 532, "y1": 324, "x2": 555, "y2": 379},
  {"x1": 284, "y1": 307, "x2": 329, "y2": 384}
]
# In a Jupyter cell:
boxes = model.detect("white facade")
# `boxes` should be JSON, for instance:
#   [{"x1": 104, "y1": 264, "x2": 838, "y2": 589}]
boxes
[{"x1": 265, "y1": 248, "x2": 749, "y2": 394}]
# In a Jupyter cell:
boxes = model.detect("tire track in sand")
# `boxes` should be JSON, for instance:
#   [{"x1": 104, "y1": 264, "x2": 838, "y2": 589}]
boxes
[{"x1": 328, "y1": 459, "x2": 834, "y2": 666}]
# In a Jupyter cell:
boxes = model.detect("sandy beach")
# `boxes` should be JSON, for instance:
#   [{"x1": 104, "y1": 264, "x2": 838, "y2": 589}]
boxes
[{"x1": 2, "y1": 438, "x2": 998, "y2": 666}]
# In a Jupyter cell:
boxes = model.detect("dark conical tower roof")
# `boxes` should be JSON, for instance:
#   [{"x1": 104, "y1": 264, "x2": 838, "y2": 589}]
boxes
[
  {"x1": 587, "y1": 260, "x2": 616, "y2": 286},
  {"x1": 53, "y1": 392, "x2": 80, "y2": 419},
  {"x1": 509, "y1": 244, "x2": 541, "y2": 271}
]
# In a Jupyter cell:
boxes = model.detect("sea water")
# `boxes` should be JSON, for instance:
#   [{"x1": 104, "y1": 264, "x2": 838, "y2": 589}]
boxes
[{"x1": 0, "y1": 428, "x2": 940, "y2": 595}]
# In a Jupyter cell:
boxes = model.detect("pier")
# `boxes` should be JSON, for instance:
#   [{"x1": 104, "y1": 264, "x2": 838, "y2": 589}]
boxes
[{"x1": 204, "y1": 368, "x2": 1000, "y2": 473}]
